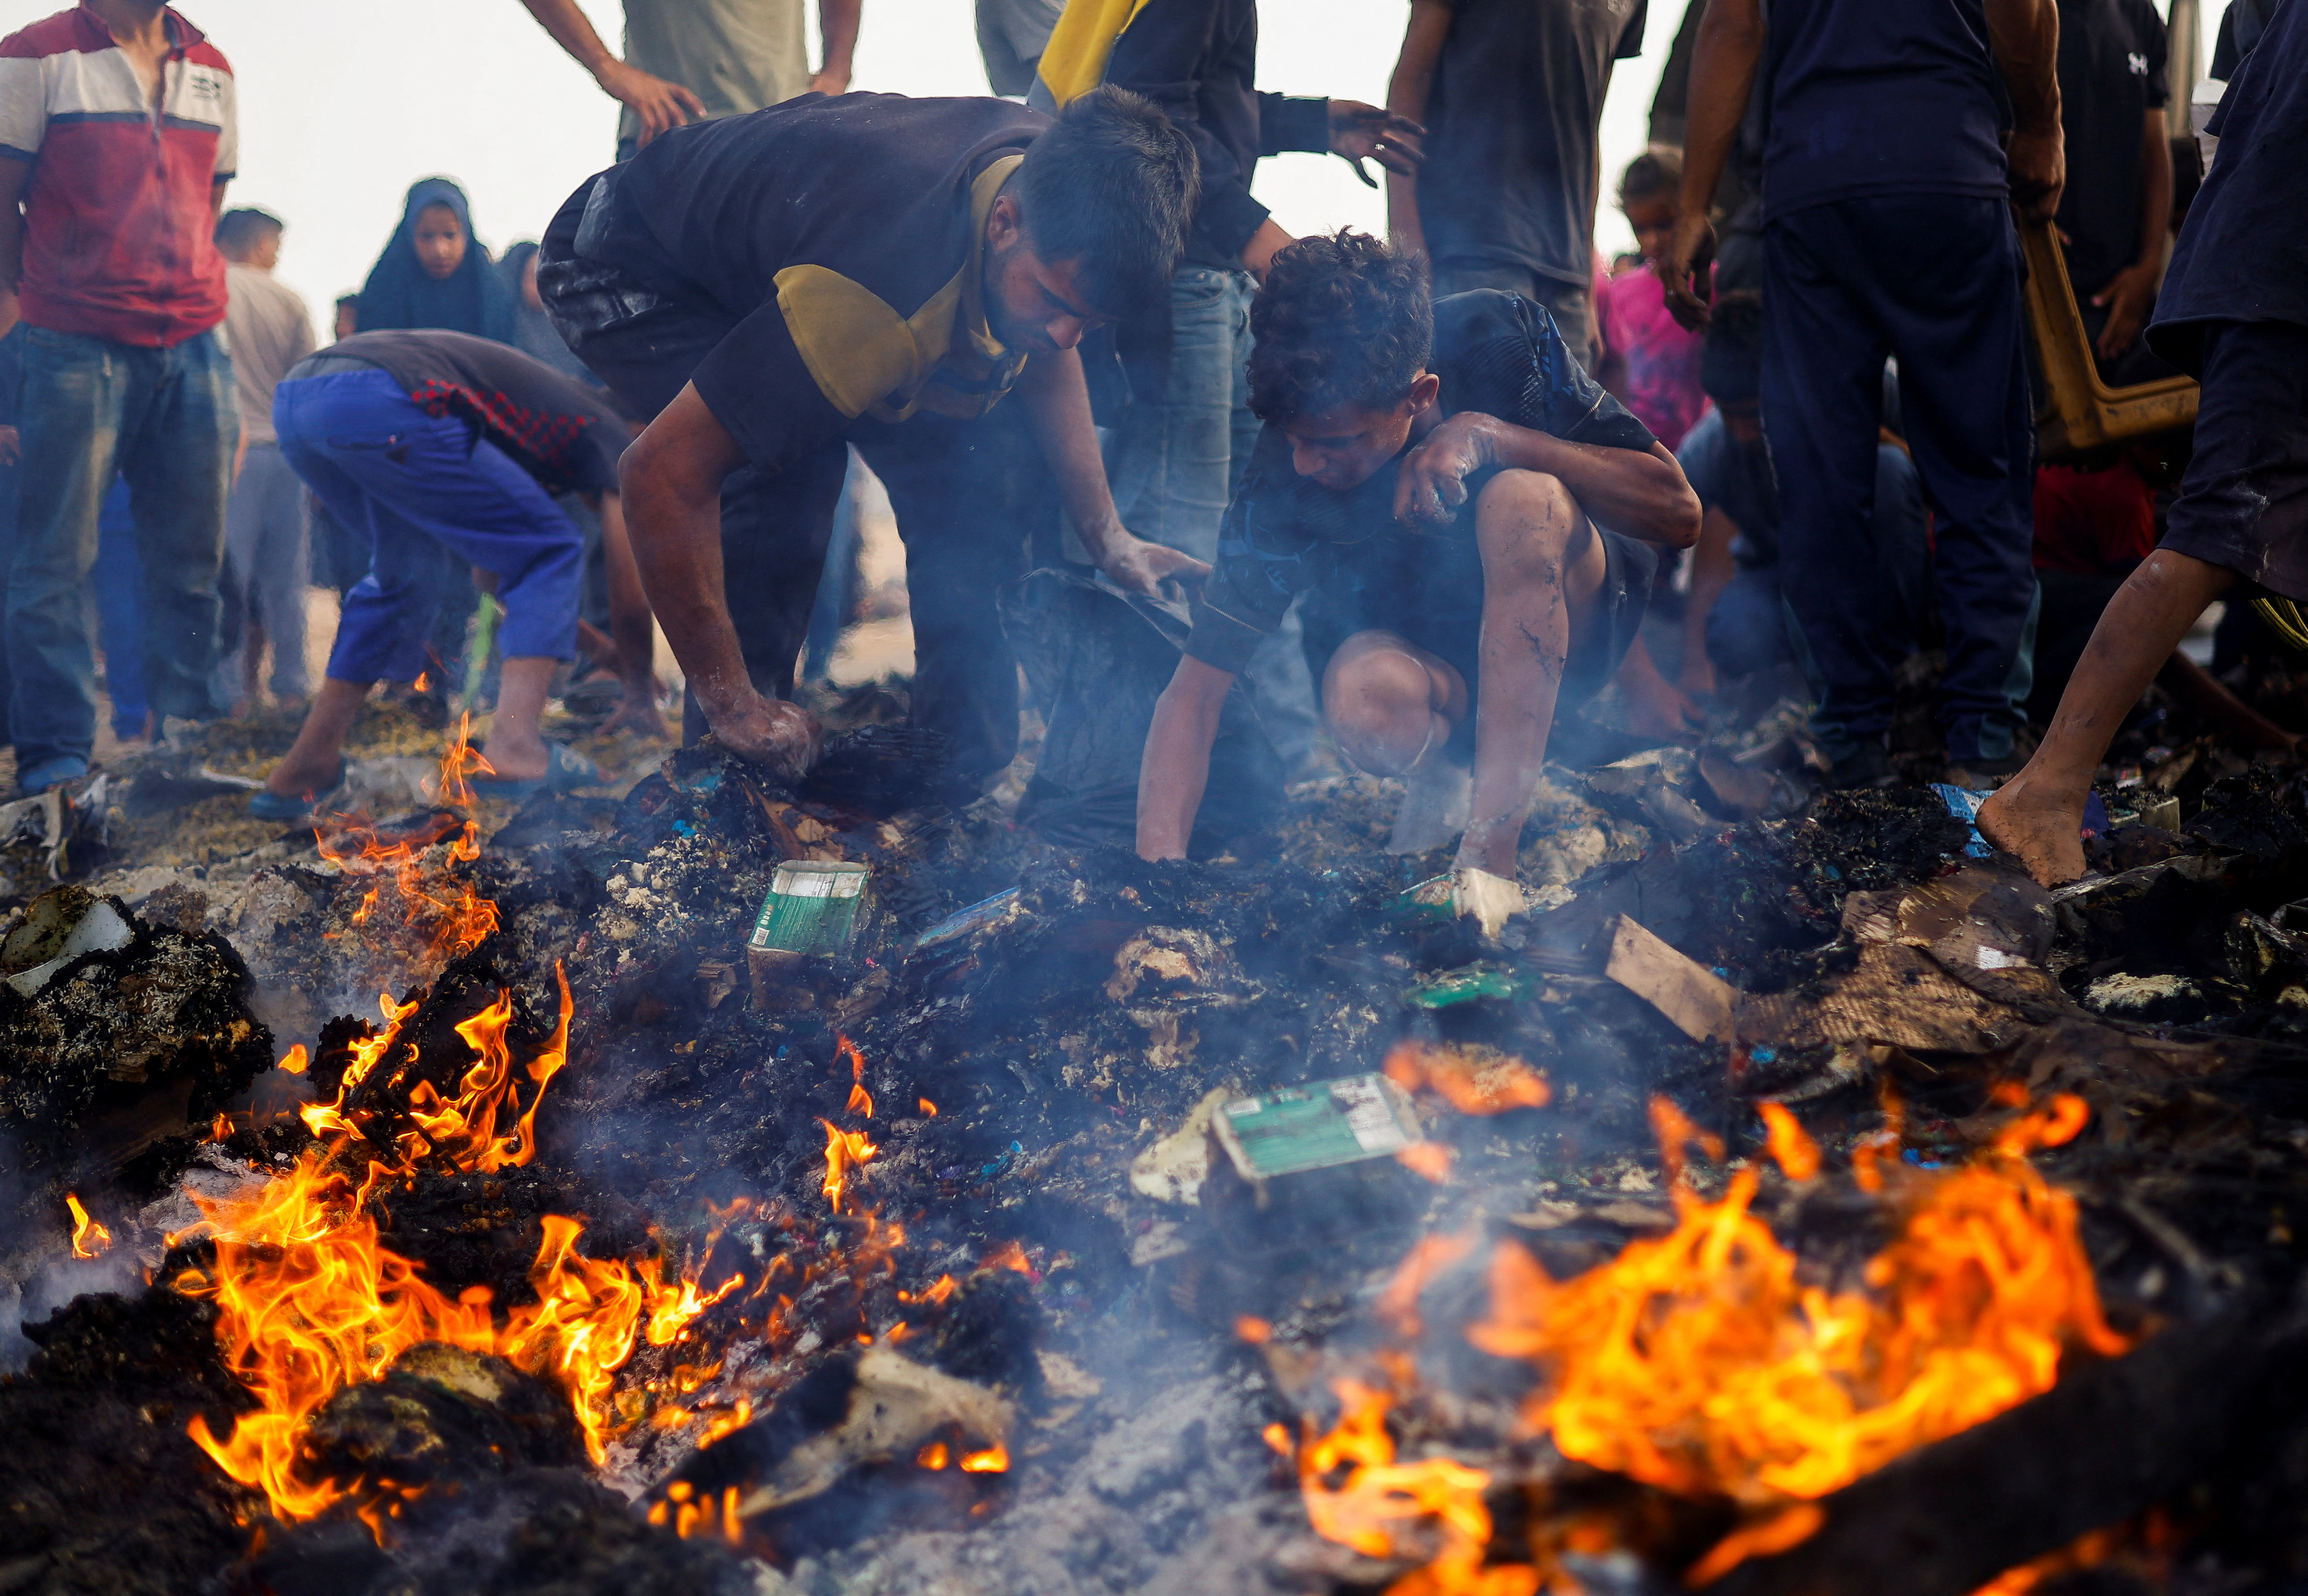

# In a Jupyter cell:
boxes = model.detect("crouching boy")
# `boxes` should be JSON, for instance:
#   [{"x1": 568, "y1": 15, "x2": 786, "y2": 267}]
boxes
[{"x1": 1136, "y1": 232, "x2": 1700, "y2": 894}]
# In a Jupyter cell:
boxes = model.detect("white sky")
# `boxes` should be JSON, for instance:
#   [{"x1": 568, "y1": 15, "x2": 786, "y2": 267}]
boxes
[{"x1": 0, "y1": 0, "x2": 2229, "y2": 344}]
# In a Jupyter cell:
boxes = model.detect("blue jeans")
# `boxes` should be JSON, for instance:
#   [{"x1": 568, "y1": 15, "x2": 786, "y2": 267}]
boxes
[
  {"x1": 7, "y1": 325, "x2": 236, "y2": 781},
  {"x1": 274, "y1": 370, "x2": 581, "y2": 682},
  {"x1": 1705, "y1": 443, "x2": 1931, "y2": 682},
  {"x1": 1108, "y1": 265, "x2": 1318, "y2": 766},
  {"x1": 213, "y1": 442, "x2": 313, "y2": 704},
  {"x1": 92, "y1": 477, "x2": 149, "y2": 739},
  {"x1": 1764, "y1": 196, "x2": 2039, "y2": 764}
]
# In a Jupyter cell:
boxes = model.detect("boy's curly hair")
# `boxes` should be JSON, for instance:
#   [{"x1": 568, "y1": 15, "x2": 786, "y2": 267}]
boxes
[{"x1": 1247, "y1": 230, "x2": 1431, "y2": 424}]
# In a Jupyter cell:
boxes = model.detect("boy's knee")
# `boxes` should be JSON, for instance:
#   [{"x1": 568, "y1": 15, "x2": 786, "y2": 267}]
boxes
[
  {"x1": 1324, "y1": 641, "x2": 1437, "y2": 774},
  {"x1": 1476, "y1": 470, "x2": 1585, "y2": 575}
]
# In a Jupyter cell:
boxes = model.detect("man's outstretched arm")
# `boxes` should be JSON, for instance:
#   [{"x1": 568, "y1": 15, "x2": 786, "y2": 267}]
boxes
[
  {"x1": 1137, "y1": 655, "x2": 1236, "y2": 860},
  {"x1": 618, "y1": 383, "x2": 819, "y2": 774},
  {"x1": 1012, "y1": 347, "x2": 1211, "y2": 594},
  {"x1": 518, "y1": 0, "x2": 705, "y2": 148},
  {"x1": 1656, "y1": 0, "x2": 1764, "y2": 330}
]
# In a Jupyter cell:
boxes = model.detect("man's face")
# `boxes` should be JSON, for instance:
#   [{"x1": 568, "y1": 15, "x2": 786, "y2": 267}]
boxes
[
  {"x1": 981, "y1": 194, "x2": 1110, "y2": 356},
  {"x1": 1720, "y1": 399, "x2": 1764, "y2": 447},
  {"x1": 1280, "y1": 397, "x2": 1422, "y2": 491},
  {"x1": 245, "y1": 230, "x2": 281, "y2": 271}
]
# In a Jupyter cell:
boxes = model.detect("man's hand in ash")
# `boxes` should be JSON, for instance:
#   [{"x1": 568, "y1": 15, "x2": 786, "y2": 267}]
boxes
[
  {"x1": 1093, "y1": 530, "x2": 1211, "y2": 597},
  {"x1": 1394, "y1": 412, "x2": 1494, "y2": 525},
  {"x1": 708, "y1": 691, "x2": 823, "y2": 784}
]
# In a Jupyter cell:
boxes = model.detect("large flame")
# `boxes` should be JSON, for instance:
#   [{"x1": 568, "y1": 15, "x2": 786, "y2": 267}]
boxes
[
  {"x1": 179, "y1": 965, "x2": 736, "y2": 1527},
  {"x1": 1292, "y1": 1093, "x2": 2131, "y2": 1592}
]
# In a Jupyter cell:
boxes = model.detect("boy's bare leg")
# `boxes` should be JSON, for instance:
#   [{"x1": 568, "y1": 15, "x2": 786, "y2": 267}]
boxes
[
  {"x1": 1459, "y1": 470, "x2": 1607, "y2": 877},
  {"x1": 265, "y1": 678, "x2": 371, "y2": 798},
  {"x1": 1321, "y1": 629, "x2": 1472, "y2": 853},
  {"x1": 479, "y1": 657, "x2": 557, "y2": 784},
  {"x1": 1978, "y1": 549, "x2": 2236, "y2": 885}
]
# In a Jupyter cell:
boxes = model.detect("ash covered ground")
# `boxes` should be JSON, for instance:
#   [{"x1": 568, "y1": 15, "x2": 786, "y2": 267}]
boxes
[{"x1": 9, "y1": 667, "x2": 2308, "y2": 1596}]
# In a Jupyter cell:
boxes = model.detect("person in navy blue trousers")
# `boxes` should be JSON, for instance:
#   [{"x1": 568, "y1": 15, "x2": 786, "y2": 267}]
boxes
[{"x1": 1659, "y1": 0, "x2": 2065, "y2": 789}]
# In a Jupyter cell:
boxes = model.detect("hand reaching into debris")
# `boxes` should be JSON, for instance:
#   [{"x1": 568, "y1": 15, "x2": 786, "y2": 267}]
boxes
[
  {"x1": 1328, "y1": 101, "x2": 1425, "y2": 186},
  {"x1": 1657, "y1": 211, "x2": 1719, "y2": 332},
  {"x1": 1094, "y1": 531, "x2": 1211, "y2": 598},
  {"x1": 709, "y1": 692, "x2": 823, "y2": 785}
]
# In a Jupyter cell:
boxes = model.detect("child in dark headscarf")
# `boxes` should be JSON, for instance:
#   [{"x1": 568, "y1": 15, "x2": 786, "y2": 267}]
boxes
[
  {"x1": 496, "y1": 240, "x2": 595, "y2": 384},
  {"x1": 357, "y1": 178, "x2": 519, "y2": 345}
]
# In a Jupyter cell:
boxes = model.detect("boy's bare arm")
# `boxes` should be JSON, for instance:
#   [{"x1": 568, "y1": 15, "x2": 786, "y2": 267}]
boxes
[
  {"x1": 1385, "y1": 0, "x2": 1451, "y2": 257},
  {"x1": 1137, "y1": 656, "x2": 1236, "y2": 861},
  {"x1": 1395, "y1": 414, "x2": 1701, "y2": 549}
]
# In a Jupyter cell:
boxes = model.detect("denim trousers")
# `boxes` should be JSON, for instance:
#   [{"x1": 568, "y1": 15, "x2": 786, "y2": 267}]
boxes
[
  {"x1": 1108, "y1": 265, "x2": 1318, "y2": 766},
  {"x1": 274, "y1": 370, "x2": 581, "y2": 682},
  {"x1": 213, "y1": 441, "x2": 312, "y2": 703},
  {"x1": 1763, "y1": 195, "x2": 2039, "y2": 764},
  {"x1": 8, "y1": 324, "x2": 235, "y2": 779}
]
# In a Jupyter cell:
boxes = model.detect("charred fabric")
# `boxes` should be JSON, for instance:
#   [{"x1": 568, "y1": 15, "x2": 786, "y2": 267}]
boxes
[{"x1": 12, "y1": 722, "x2": 2308, "y2": 1596}]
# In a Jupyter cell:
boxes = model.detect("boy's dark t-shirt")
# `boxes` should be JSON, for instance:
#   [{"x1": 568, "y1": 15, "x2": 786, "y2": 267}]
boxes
[
  {"x1": 293, "y1": 330, "x2": 629, "y2": 497},
  {"x1": 2053, "y1": 0, "x2": 2169, "y2": 299},
  {"x1": 1417, "y1": 0, "x2": 1647, "y2": 289},
  {"x1": 1185, "y1": 290, "x2": 1656, "y2": 689},
  {"x1": 1761, "y1": 0, "x2": 2009, "y2": 222}
]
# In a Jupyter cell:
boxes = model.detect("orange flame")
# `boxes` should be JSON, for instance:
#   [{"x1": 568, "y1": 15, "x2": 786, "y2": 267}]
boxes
[
  {"x1": 819, "y1": 1120, "x2": 879, "y2": 1214},
  {"x1": 981, "y1": 1239, "x2": 1035, "y2": 1278},
  {"x1": 958, "y1": 1442, "x2": 1009, "y2": 1473},
  {"x1": 1384, "y1": 1043, "x2": 1551, "y2": 1115},
  {"x1": 436, "y1": 712, "x2": 493, "y2": 808},
  {"x1": 919, "y1": 1098, "x2": 939, "y2": 1117},
  {"x1": 315, "y1": 813, "x2": 499, "y2": 976},
  {"x1": 66, "y1": 1193, "x2": 111, "y2": 1258},
  {"x1": 1296, "y1": 1097, "x2": 2131, "y2": 1591},
  {"x1": 918, "y1": 1439, "x2": 950, "y2": 1469},
  {"x1": 1756, "y1": 1103, "x2": 1820, "y2": 1182},
  {"x1": 179, "y1": 965, "x2": 747, "y2": 1528}
]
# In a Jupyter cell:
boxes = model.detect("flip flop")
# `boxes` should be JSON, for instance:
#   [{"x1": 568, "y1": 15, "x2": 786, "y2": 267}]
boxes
[
  {"x1": 468, "y1": 741, "x2": 604, "y2": 801},
  {"x1": 249, "y1": 760, "x2": 348, "y2": 821}
]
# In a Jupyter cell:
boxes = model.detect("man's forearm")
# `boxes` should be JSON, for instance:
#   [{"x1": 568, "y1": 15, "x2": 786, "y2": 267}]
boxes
[
  {"x1": 1678, "y1": 0, "x2": 1765, "y2": 217},
  {"x1": 1013, "y1": 347, "x2": 1126, "y2": 557},
  {"x1": 597, "y1": 491, "x2": 656, "y2": 688},
  {"x1": 1484, "y1": 423, "x2": 1701, "y2": 548},
  {"x1": 1385, "y1": 0, "x2": 1447, "y2": 253},
  {"x1": 818, "y1": 0, "x2": 862, "y2": 81},
  {"x1": 1984, "y1": 0, "x2": 2061, "y2": 131},
  {"x1": 1137, "y1": 664, "x2": 1231, "y2": 860},
  {"x1": 519, "y1": 0, "x2": 617, "y2": 76}
]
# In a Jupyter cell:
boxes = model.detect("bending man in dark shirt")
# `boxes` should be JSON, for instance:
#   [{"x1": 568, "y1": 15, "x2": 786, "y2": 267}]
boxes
[
  {"x1": 539, "y1": 88, "x2": 1202, "y2": 787},
  {"x1": 1137, "y1": 232, "x2": 1699, "y2": 891}
]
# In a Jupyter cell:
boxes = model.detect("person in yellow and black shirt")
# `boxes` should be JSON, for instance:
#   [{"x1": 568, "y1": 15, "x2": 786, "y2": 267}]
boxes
[{"x1": 538, "y1": 87, "x2": 1202, "y2": 790}]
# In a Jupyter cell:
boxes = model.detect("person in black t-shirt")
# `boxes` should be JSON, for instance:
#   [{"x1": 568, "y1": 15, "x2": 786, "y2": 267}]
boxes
[
  {"x1": 1136, "y1": 232, "x2": 1699, "y2": 895},
  {"x1": 2053, "y1": 0, "x2": 2176, "y2": 383},
  {"x1": 1385, "y1": 0, "x2": 1646, "y2": 365},
  {"x1": 251, "y1": 331, "x2": 638, "y2": 818},
  {"x1": 539, "y1": 88, "x2": 1203, "y2": 791}
]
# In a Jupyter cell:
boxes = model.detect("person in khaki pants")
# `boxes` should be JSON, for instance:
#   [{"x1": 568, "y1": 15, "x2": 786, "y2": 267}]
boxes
[
  {"x1": 518, "y1": 0, "x2": 862, "y2": 157},
  {"x1": 214, "y1": 207, "x2": 315, "y2": 713}
]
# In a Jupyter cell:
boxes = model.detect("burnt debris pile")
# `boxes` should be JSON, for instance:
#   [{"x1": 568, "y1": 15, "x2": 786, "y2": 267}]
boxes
[{"x1": 9, "y1": 724, "x2": 2308, "y2": 1595}]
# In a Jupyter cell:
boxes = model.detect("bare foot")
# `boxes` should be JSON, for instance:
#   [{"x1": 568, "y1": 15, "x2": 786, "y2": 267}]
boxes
[
  {"x1": 263, "y1": 756, "x2": 340, "y2": 800},
  {"x1": 1619, "y1": 672, "x2": 1703, "y2": 741},
  {"x1": 1976, "y1": 774, "x2": 2090, "y2": 887}
]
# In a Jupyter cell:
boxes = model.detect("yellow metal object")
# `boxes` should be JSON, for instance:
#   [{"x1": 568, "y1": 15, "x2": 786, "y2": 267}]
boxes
[
  {"x1": 2251, "y1": 596, "x2": 2308, "y2": 654},
  {"x1": 2020, "y1": 218, "x2": 2198, "y2": 460}
]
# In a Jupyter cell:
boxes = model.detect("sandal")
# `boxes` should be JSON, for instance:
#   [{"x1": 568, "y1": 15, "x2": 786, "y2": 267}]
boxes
[
  {"x1": 467, "y1": 741, "x2": 604, "y2": 801},
  {"x1": 249, "y1": 760, "x2": 348, "y2": 821}
]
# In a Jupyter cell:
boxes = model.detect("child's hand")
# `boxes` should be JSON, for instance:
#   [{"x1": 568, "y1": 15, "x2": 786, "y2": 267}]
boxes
[{"x1": 1394, "y1": 413, "x2": 1495, "y2": 525}]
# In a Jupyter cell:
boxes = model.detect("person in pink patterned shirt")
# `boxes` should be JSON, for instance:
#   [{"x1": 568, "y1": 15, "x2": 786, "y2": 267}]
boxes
[{"x1": 1596, "y1": 153, "x2": 1708, "y2": 452}]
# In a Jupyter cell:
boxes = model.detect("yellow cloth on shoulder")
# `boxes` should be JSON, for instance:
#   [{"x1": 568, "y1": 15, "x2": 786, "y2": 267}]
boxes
[{"x1": 1035, "y1": 0, "x2": 1154, "y2": 108}]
